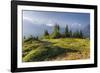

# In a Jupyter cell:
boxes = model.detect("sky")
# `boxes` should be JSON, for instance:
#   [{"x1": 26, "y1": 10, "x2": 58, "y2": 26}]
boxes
[{"x1": 22, "y1": 10, "x2": 90, "y2": 37}]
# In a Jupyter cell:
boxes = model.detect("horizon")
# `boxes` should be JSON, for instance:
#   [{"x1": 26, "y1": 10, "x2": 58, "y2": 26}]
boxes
[{"x1": 22, "y1": 10, "x2": 90, "y2": 37}]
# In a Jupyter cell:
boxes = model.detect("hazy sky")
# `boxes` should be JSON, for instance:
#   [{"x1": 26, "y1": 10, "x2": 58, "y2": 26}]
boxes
[{"x1": 22, "y1": 10, "x2": 90, "y2": 37}]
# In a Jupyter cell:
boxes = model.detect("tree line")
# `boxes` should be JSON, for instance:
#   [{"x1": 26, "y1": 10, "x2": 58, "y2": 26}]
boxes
[
  {"x1": 24, "y1": 24, "x2": 84, "y2": 41},
  {"x1": 43, "y1": 24, "x2": 83, "y2": 39}
]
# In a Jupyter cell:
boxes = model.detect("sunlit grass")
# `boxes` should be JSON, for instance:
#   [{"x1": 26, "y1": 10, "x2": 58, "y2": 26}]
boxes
[{"x1": 22, "y1": 38, "x2": 90, "y2": 62}]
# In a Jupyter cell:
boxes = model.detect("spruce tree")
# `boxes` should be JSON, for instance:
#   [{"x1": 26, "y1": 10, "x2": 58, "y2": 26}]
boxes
[
  {"x1": 64, "y1": 25, "x2": 70, "y2": 37},
  {"x1": 73, "y1": 30, "x2": 83, "y2": 38},
  {"x1": 79, "y1": 30, "x2": 83, "y2": 38},
  {"x1": 44, "y1": 30, "x2": 49, "y2": 36},
  {"x1": 73, "y1": 30, "x2": 79, "y2": 38},
  {"x1": 69, "y1": 30, "x2": 72, "y2": 37},
  {"x1": 51, "y1": 24, "x2": 61, "y2": 38}
]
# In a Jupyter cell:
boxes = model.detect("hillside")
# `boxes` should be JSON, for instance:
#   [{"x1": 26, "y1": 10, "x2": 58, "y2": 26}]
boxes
[{"x1": 22, "y1": 38, "x2": 90, "y2": 62}]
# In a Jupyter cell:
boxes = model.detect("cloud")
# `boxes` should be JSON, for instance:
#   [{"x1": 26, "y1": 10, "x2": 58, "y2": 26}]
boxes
[
  {"x1": 69, "y1": 22, "x2": 83, "y2": 31},
  {"x1": 71, "y1": 23, "x2": 82, "y2": 28},
  {"x1": 46, "y1": 23, "x2": 55, "y2": 27},
  {"x1": 23, "y1": 16, "x2": 43, "y2": 25},
  {"x1": 23, "y1": 16, "x2": 34, "y2": 23},
  {"x1": 23, "y1": 16, "x2": 52, "y2": 26}
]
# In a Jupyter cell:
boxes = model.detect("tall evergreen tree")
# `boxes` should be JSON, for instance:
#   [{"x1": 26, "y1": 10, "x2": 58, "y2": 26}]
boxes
[
  {"x1": 73, "y1": 30, "x2": 79, "y2": 38},
  {"x1": 44, "y1": 30, "x2": 49, "y2": 36},
  {"x1": 51, "y1": 24, "x2": 61, "y2": 38},
  {"x1": 69, "y1": 30, "x2": 72, "y2": 37},
  {"x1": 64, "y1": 25, "x2": 70, "y2": 37},
  {"x1": 73, "y1": 30, "x2": 83, "y2": 38},
  {"x1": 79, "y1": 30, "x2": 83, "y2": 38}
]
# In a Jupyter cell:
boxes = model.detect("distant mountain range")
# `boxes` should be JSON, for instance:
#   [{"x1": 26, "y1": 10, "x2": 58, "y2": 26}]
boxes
[{"x1": 23, "y1": 20, "x2": 90, "y2": 38}]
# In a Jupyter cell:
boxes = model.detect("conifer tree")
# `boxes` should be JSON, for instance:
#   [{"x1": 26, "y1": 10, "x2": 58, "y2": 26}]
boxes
[
  {"x1": 79, "y1": 30, "x2": 83, "y2": 38},
  {"x1": 64, "y1": 25, "x2": 70, "y2": 37},
  {"x1": 51, "y1": 24, "x2": 61, "y2": 38},
  {"x1": 73, "y1": 30, "x2": 83, "y2": 38},
  {"x1": 44, "y1": 30, "x2": 49, "y2": 36},
  {"x1": 69, "y1": 30, "x2": 72, "y2": 37}
]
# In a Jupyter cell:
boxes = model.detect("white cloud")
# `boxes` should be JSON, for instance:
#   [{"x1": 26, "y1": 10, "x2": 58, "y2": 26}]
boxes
[
  {"x1": 23, "y1": 16, "x2": 43, "y2": 25},
  {"x1": 70, "y1": 22, "x2": 83, "y2": 30},
  {"x1": 71, "y1": 23, "x2": 82, "y2": 27},
  {"x1": 23, "y1": 16, "x2": 34, "y2": 23},
  {"x1": 46, "y1": 23, "x2": 55, "y2": 27}
]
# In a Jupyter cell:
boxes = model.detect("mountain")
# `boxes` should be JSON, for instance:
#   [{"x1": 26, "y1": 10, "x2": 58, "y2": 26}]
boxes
[
  {"x1": 23, "y1": 20, "x2": 90, "y2": 38},
  {"x1": 23, "y1": 20, "x2": 53, "y2": 37}
]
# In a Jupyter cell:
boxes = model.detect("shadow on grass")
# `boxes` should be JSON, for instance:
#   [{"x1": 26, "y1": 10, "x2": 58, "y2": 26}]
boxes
[
  {"x1": 22, "y1": 40, "x2": 53, "y2": 57},
  {"x1": 23, "y1": 40, "x2": 79, "y2": 62}
]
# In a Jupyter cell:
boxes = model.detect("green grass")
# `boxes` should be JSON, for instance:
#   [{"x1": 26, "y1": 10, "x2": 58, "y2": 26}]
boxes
[{"x1": 22, "y1": 38, "x2": 90, "y2": 62}]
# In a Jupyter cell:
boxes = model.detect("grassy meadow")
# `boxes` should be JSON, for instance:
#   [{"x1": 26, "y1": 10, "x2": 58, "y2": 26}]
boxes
[
  {"x1": 22, "y1": 38, "x2": 90, "y2": 62},
  {"x1": 22, "y1": 10, "x2": 90, "y2": 62}
]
